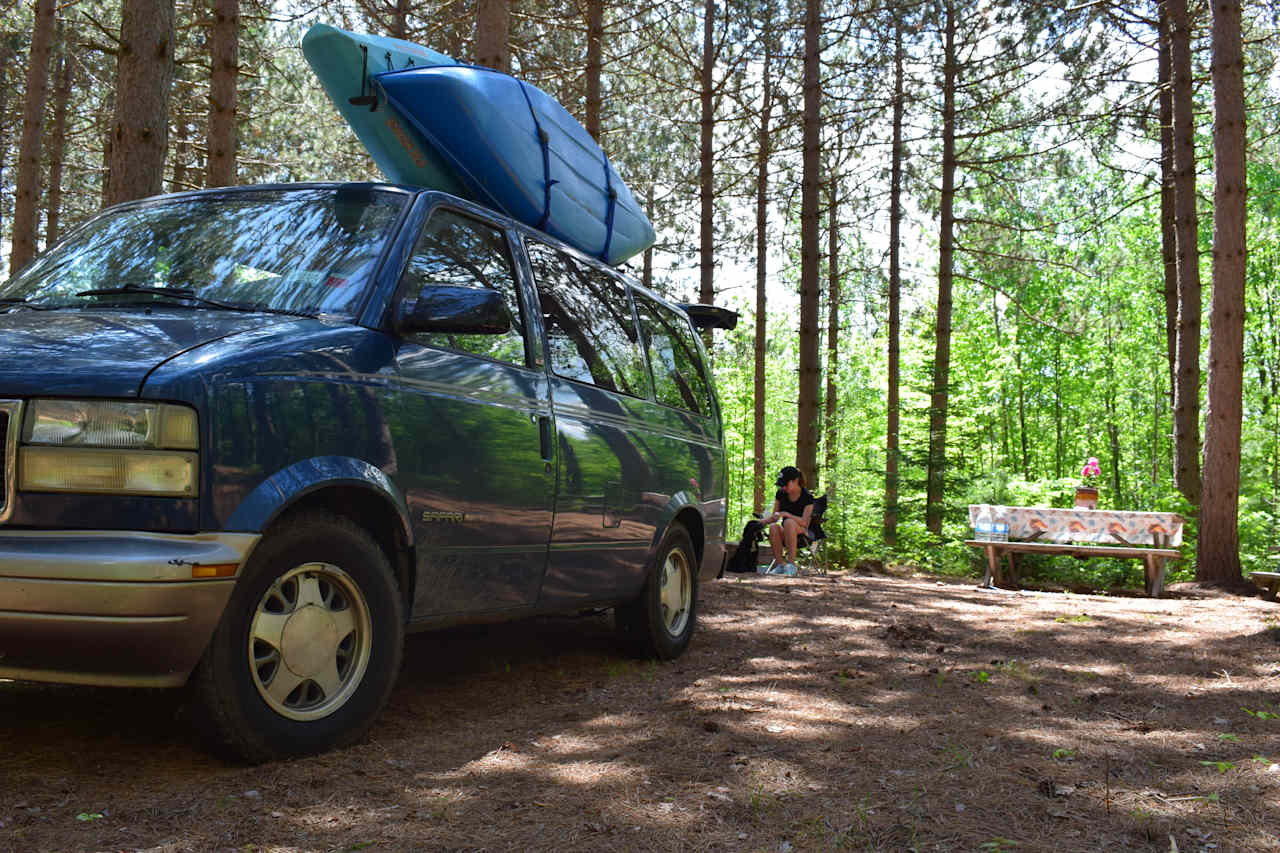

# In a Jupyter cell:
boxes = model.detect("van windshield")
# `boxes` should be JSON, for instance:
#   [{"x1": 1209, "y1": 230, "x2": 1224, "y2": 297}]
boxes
[{"x1": 0, "y1": 187, "x2": 408, "y2": 319}]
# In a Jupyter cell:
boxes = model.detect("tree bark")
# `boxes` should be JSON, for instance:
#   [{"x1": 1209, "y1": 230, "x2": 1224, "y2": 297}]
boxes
[
  {"x1": 1170, "y1": 0, "x2": 1202, "y2": 506},
  {"x1": 698, "y1": 0, "x2": 716, "y2": 342},
  {"x1": 1198, "y1": 0, "x2": 1246, "y2": 585},
  {"x1": 45, "y1": 21, "x2": 71, "y2": 247},
  {"x1": 106, "y1": 0, "x2": 176, "y2": 206},
  {"x1": 1158, "y1": 4, "x2": 1177, "y2": 410},
  {"x1": 9, "y1": 0, "x2": 57, "y2": 272},
  {"x1": 642, "y1": 183, "x2": 654, "y2": 290},
  {"x1": 885, "y1": 20, "x2": 904, "y2": 547},
  {"x1": 926, "y1": 1, "x2": 956, "y2": 535},
  {"x1": 206, "y1": 0, "x2": 239, "y2": 188},
  {"x1": 474, "y1": 0, "x2": 511, "y2": 72},
  {"x1": 753, "y1": 32, "x2": 773, "y2": 516},
  {"x1": 795, "y1": 0, "x2": 822, "y2": 487},
  {"x1": 583, "y1": 0, "x2": 603, "y2": 141},
  {"x1": 823, "y1": 174, "x2": 840, "y2": 500},
  {"x1": 0, "y1": 42, "x2": 9, "y2": 275}
]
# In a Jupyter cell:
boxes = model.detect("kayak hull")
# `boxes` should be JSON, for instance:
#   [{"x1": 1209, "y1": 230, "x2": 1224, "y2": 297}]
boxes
[
  {"x1": 301, "y1": 23, "x2": 464, "y2": 193},
  {"x1": 375, "y1": 65, "x2": 655, "y2": 265}
]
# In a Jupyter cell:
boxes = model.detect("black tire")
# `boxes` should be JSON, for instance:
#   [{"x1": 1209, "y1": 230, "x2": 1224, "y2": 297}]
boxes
[
  {"x1": 190, "y1": 511, "x2": 404, "y2": 763},
  {"x1": 616, "y1": 523, "x2": 698, "y2": 660}
]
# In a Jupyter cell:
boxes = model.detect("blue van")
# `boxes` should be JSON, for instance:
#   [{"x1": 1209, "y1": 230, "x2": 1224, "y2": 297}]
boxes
[{"x1": 0, "y1": 183, "x2": 731, "y2": 762}]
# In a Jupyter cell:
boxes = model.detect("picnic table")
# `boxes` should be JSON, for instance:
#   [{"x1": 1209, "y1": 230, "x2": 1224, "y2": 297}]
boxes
[{"x1": 966, "y1": 505, "x2": 1183, "y2": 597}]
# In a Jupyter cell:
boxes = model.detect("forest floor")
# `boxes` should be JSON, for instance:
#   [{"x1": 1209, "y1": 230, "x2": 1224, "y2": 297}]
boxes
[{"x1": 2, "y1": 567, "x2": 1279, "y2": 853}]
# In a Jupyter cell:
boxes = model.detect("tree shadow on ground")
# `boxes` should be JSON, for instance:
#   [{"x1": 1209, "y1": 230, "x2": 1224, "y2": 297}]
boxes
[{"x1": 1, "y1": 574, "x2": 1277, "y2": 853}]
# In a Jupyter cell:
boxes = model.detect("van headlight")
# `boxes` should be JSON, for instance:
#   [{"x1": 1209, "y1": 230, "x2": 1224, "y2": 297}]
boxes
[{"x1": 19, "y1": 400, "x2": 199, "y2": 497}]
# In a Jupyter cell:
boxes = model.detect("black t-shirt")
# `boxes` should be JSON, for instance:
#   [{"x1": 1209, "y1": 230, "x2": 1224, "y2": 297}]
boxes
[{"x1": 775, "y1": 487, "x2": 814, "y2": 519}]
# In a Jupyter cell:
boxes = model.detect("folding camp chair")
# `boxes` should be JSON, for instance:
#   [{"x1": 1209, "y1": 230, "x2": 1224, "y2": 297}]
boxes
[{"x1": 798, "y1": 494, "x2": 830, "y2": 575}]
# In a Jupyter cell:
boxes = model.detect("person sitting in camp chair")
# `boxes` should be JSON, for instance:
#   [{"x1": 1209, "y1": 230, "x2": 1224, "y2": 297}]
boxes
[{"x1": 762, "y1": 466, "x2": 815, "y2": 576}]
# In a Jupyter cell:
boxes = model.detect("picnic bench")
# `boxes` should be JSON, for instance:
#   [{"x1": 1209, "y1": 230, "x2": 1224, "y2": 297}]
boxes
[
  {"x1": 965, "y1": 505, "x2": 1183, "y2": 597},
  {"x1": 1249, "y1": 571, "x2": 1280, "y2": 601}
]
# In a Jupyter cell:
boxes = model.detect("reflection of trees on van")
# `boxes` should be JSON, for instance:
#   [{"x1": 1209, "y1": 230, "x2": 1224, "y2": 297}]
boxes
[
  {"x1": 634, "y1": 294, "x2": 713, "y2": 416},
  {"x1": 2, "y1": 188, "x2": 407, "y2": 319},
  {"x1": 399, "y1": 209, "x2": 528, "y2": 366},
  {"x1": 526, "y1": 242, "x2": 649, "y2": 398}
]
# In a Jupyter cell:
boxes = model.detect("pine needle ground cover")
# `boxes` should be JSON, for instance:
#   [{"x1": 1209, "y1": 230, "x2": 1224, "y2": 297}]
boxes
[{"x1": 1, "y1": 573, "x2": 1277, "y2": 853}]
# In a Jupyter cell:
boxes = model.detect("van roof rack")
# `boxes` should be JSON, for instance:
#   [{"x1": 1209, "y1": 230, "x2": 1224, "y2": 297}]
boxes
[{"x1": 679, "y1": 304, "x2": 738, "y2": 331}]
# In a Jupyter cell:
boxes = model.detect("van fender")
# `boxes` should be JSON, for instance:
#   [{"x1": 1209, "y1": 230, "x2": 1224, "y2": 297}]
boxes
[
  {"x1": 651, "y1": 491, "x2": 725, "y2": 582},
  {"x1": 222, "y1": 456, "x2": 413, "y2": 544}
]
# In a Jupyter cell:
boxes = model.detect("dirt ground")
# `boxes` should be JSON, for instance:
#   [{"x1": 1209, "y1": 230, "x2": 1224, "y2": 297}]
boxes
[{"x1": 2, "y1": 568, "x2": 1279, "y2": 853}]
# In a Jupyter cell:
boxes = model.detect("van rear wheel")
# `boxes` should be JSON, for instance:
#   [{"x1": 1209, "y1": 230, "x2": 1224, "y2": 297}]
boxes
[
  {"x1": 616, "y1": 522, "x2": 697, "y2": 660},
  {"x1": 190, "y1": 511, "x2": 404, "y2": 763}
]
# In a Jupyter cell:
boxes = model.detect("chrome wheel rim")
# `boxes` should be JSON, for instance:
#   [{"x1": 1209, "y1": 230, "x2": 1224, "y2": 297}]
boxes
[
  {"x1": 659, "y1": 548, "x2": 692, "y2": 637},
  {"x1": 248, "y1": 562, "x2": 373, "y2": 721}
]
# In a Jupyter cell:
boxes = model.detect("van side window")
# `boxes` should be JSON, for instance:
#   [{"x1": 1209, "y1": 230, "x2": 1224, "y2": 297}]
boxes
[
  {"x1": 398, "y1": 209, "x2": 527, "y2": 366},
  {"x1": 634, "y1": 294, "x2": 712, "y2": 416},
  {"x1": 526, "y1": 242, "x2": 650, "y2": 397}
]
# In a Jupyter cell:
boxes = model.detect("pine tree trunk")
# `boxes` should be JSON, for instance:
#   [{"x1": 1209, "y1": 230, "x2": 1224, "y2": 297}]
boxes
[
  {"x1": 884, "y1": 22, "x2": 904, "y2": 547},
  {"x1": 206, "y1": 0, "x2": 239, "y2": 188},
  {"x1": 1158, "y1": 5, "x2": 1177, "y2": 410},
  {"x1": 1170, "y1": 0, "x2": 1202, "y2": 506},
  {"x1": 698, "y1": 0, "x2": 716, "y2": 338},
  {"x1": 391, "y1": 0, "x2": 410, "y2": 39},
  {"x1": 753, "y1": 35, "x2": 773, "y2": 516},
  {"x1": 794, "y1": 0, "x2": 822, "y2": 487},
  {"x1": 584, "y1": 0, "x2": 603, "y2": 141},
  {"x1": 1198, "y1": 0, "x2": 1246, "y2": 585},
  {"x1": 106, "y1": 0, "x2": 176, "y2": 206},
  {"x1": 0, "y1": 42, "x2": 10, "y2": 276},
  {"x1": 926, "y1": 1, "x2": 956, "y2": 534},
  {"x1": 9, "y1": 0, "x2": 57, "y2": 272},
  {"x1": 474, "y1": 0, "x2": 510, "y2": 72},
  {"x1": 823, "y1": 174, "x2": 840, "y2": 501},
  {"x1": 45, "y1": 22, "x2": 71, "y2": 247}
]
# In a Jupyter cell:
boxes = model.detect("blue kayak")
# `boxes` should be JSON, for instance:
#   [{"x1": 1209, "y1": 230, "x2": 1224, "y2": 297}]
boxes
[
  {"x1": 301, "y1": 23, "x2": 465, "y2": 193},
  {"x1": 374, "y1": 65, "x2": 656, "y2": 266}
]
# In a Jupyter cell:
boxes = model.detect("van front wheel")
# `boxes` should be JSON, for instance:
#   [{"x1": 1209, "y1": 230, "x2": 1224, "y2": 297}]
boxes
[
  {"x1": 191, "y1": 511, "x2": 404, "y2": 763},
  {"x1": 616, "y1": 523, "x2": 697, "y2": 660}
]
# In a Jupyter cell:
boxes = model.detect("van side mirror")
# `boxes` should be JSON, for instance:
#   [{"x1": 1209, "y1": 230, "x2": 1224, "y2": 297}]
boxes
[{"x1": 394, "y1": 286, "x2": 511, "y2": 335}]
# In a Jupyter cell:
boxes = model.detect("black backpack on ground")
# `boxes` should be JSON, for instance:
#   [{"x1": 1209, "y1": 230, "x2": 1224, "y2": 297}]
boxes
[{"x1": 725, "y1": 519, "x2": 765, "y2": 573}]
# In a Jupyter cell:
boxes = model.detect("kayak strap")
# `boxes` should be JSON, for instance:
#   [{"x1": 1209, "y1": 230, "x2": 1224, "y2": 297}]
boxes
[
  {"x1": 600, "y1": 154, "x2": 618, "y2": 263},
  {"x1": 349, "y1": 46, "x2": 379, "y2": 111},
  {"x1": 518, "y1": 81, "x2": 557, "y2": 230}
]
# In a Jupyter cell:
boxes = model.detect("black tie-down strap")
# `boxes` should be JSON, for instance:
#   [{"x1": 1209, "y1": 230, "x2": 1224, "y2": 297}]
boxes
[
  {"x1": 518, "y1": 81, "x2": 557, "y2": 230},
  {"x1": 349, "y1": 45, "x2": 379, "y2": 110},
  {"x1": 600, "y1": 154, "x2": 618, "y2": 263}
]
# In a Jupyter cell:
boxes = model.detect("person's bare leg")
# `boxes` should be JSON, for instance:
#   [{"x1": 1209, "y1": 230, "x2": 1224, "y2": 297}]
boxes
[
  {"x1": 768, "y1": 523, "x2": 783, "y2": 562},
  {"x1": 783, "y1": 519, "x2": 799, "y2": 564}
]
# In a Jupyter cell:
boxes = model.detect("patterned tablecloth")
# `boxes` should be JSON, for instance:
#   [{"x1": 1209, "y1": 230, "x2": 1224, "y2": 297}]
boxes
[{"x1": 968, "y1": 505, "x2": 1183, "y2": 547}]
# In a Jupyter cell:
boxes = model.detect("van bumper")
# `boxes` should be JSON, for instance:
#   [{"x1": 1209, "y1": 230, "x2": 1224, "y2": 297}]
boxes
[{"x1": 0, "y1": 531, "x2": 260, "y2": 687}]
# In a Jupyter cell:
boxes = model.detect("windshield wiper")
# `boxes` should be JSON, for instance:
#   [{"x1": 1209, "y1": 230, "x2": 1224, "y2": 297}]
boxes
[
  {"x1": 75, "y1": 284, "x2": 253, "y2": 312},
  {"x1": 0, "y1": 297, "x2": 28, "y2": 304}
]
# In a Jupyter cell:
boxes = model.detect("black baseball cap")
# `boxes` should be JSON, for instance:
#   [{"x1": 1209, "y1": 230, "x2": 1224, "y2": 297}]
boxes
[{"x1": 776, "y1": 466, "x2": 802, "y2": 487}]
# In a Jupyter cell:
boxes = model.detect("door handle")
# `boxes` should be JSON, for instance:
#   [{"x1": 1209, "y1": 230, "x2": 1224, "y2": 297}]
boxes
[{"x1": 538, "y1": 415, "x2": 554, "y2": 468}]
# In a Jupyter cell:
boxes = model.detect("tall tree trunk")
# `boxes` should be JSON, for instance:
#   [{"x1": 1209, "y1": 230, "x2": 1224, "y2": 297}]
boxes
[
  {"x1": 1158, "y1": 4, "x2": 1177, "y2": 409},
  {"x1": 753, "y1": 33, "x2": 773, "y2": 516},
  {"x1": 698, "y1": 0, "x2": 716, "y2": 341},
  {"x1": 474, "y1": 0, "x2": 510, "y2": 72},
  {"x1": 0, "y1": 41, "x2": 10, "y2": 276},
  {"x1": 1198, "y1": 0, "x2": 1246, "y2": 585},
  {"x1": 884, "y1": 21, "x2": 904, "y2": 547},
  {"x1": 583, "y1": 0, "x2": 603, "y2": 141},
  {"x1": 206, "y1": 0, "x2": 239, "y2": 188},
  {"x1": 926, "y1": 1, "x2": 956, "y2": 534},
  {"x1": 391, "y1": 0, "x2": 410, "y2": 39},
  {"x1": 45, "y1": 20, "x2": 71, "y2": 247},
  {"x1": 795, "y1": 0, "x2": 822, "y2": 486},
  {"x1": 1170, "y1": 0, "x2": 1202, "y2": 506},
  {"x1": 9, "y1": 0, "x2": 57, "y2": 272},
  {"x1": 823, "y1": 174, "x2": 840, "y2": 500},
  {"x1": 106, "y1": 0, "x2": 176, "y2": 206}
]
